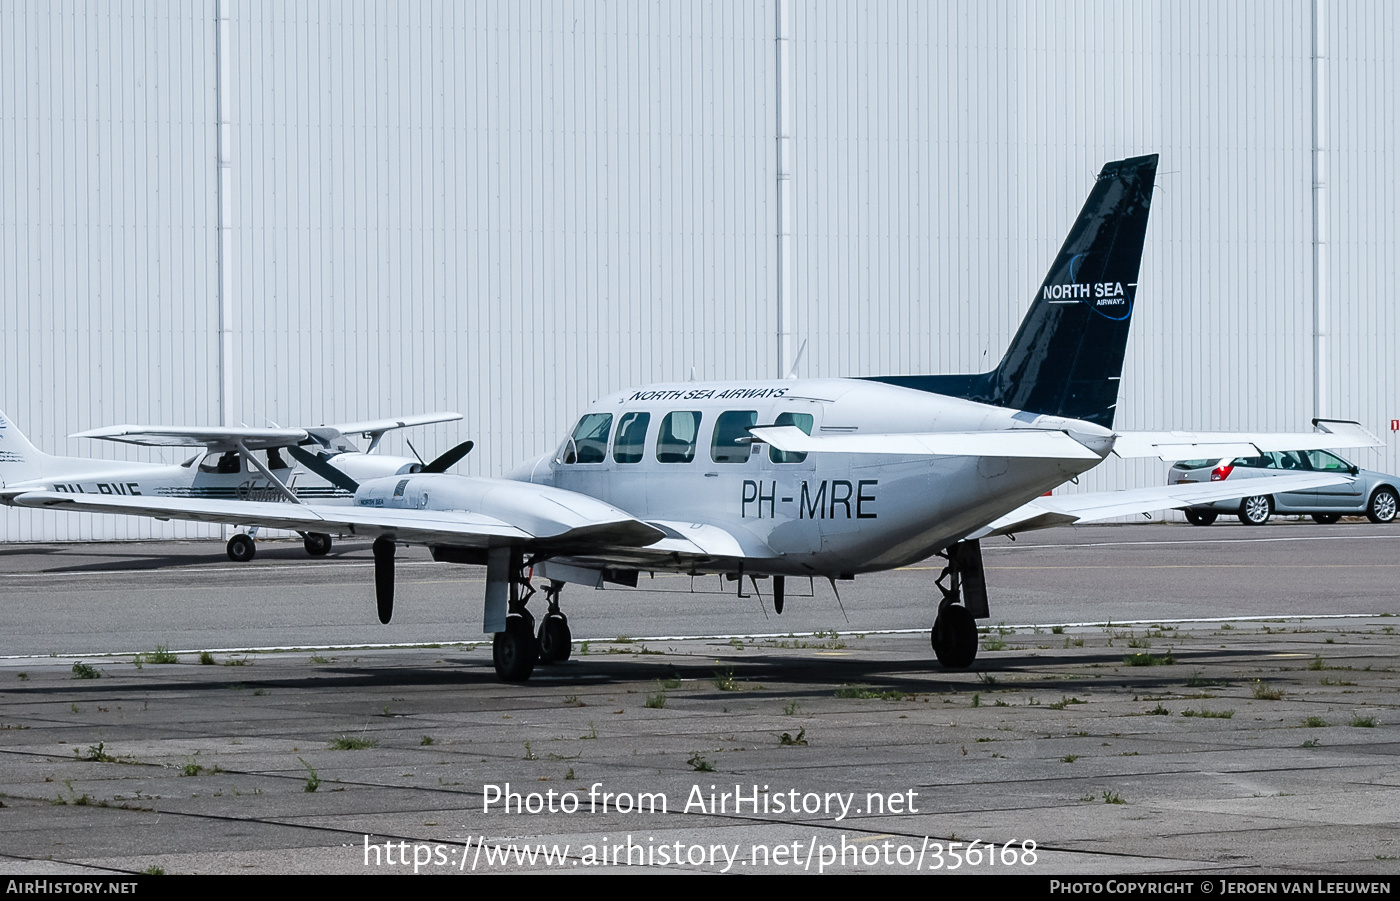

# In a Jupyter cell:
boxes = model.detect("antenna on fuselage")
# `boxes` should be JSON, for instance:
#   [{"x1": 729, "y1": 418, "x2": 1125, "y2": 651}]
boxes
[
  {"x1": 785, "y1": 340, "x2": 808, "y2": 379},
  {"x1": 826, "y1": 577, "x2": 851, "y2": 624}
]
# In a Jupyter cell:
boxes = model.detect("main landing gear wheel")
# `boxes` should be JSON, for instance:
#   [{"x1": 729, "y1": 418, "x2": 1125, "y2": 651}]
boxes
[
  {"x1": 931, "y1": 604, "x2": 978, "y2": 668},
  {"x1": 1238, "y1": 495, "x2": 1273, "y2": 526},
  {"x1": 226, "y1": 533, "x2": 256, "y2": 562},
  {"x1": 493, "y1": 615, "x2": 539, "y2": 682},
  {"x1": 303, "y1": 532, "x2": 332, "y2": 556},
  {"x1": 1184, "y1": 509, "x2": 1218, "y2": 526},
  {"x1": 537, "y1": 615, "x2": 572, "y2": 664},
  {"x1": 1311, "y1": 513, "x2": 1341, "y2": 525}
]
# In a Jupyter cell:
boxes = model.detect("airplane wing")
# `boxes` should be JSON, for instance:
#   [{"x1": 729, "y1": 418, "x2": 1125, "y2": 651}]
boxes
[
  {"x1": 969, "y1": 472, "x2": 1352, "y2": 537},
  {"x1": 71, "y1": 425, "x2": 311, "y2": 451},
  {"x1": 6, "y1": 478, "x2": 664, "y2": 551},
  {"x1": 73, "y1": 412, "x2": 463, "y2": 452},
  {"x1": 748, "y1": 425, "x2": 1102, "y2": 459},
  {"x1": 304, "y1": 413, "x2": 463, "y2": 450},
  {"x1": 1111, "y1": 419, "x2": 1381, "y2": 461}
]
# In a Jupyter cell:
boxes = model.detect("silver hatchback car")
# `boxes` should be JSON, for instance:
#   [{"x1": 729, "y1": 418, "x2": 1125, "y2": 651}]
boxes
[{"x1": 1169, "y1": 449, "x2": 1400, "y2": 526}]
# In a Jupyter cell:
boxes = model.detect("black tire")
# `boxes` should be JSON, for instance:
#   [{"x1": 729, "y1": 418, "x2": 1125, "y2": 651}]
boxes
[
  {"x1": 537, "y1": 616, "x2": 572, "y2": 664},
  {"x1": 1366, "y1": 487, "x2": 1398, "y2": 524},
  {"x1": 1311, "y1": 513, "x2": 1341, "y2": 525},
  {"x1": 226, "y1": 533, "x2": 256, "y2": 562},
  {"x1": 1185, "y1": 509, "x2": 1218, "y2": 526},
  {"x1": 303, "y1": 532, "x2": 332, "y2": 556},
  {"x1": 493, "y1": 617, "x2": 538, "y2": 682},
  {"x1": 1237, "y1": 495, "x2": 1272, "y2": 526},
  {"x1": 931, "y1": 604, "x2": 978, "y2": 668}
]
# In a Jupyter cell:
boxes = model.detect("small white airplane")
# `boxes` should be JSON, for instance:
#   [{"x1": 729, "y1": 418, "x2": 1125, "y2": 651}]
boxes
[
  {"x1": 4, "y1": 155, "x2": 1380, "y2": 681},
  {"x1": 0, "y1": 411, "x2": 467, "y2": 560}
]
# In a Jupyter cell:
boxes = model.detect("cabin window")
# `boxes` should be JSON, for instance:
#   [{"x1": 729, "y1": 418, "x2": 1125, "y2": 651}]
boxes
[
  {"x1": 711, "y1": 410, "x2": 757, "y2": 463},
  {"x1": 656, "y1": 411, "x2": 701, "y2": 463},
  {"x1": 769, "y1": 411, "x2": 814, "y2": 464},
  {"x1": 562, "y1": 413, "x2": 613, "y2": 464},
  {"x1": 199, "y1": 451, "x2": 242, "y2": 474},
  {"x1": 612, "y1": 412, "x2": 650, "y2": 464}
]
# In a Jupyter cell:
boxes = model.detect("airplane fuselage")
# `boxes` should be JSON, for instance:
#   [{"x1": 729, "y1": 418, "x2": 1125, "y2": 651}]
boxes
[
  {"x1": 4, "y1": 453, "x2": 415, "y2": 504},
  {"x1": 508, "y1": 378, "x2": 1114, "y2": 576}
]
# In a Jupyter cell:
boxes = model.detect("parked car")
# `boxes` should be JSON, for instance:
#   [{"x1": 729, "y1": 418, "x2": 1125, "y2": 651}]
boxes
[{"x1": 1169, "y1": 449, "x2": 1399, "y2": 526}]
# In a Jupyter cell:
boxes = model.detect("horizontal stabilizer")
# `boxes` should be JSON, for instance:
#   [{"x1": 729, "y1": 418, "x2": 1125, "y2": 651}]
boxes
[
  {"x1": 971, "y1": 472, "x2": 1350, "y2": 537},
  {"x1": 749, "y1": 425, "x2": 1102, "y2": 460},
  {"x1": 1113, "y1": 420, "x2": 1381, "y2": 461}
]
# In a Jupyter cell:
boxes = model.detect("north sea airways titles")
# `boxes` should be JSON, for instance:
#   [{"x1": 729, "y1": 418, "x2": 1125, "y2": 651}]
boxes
[
  {"x1": 626, "y1": 386, "x2": 790, "y2": 402},
  {"x1": 1043, "y1": 281, "x2": 1130, "y2": 306}
]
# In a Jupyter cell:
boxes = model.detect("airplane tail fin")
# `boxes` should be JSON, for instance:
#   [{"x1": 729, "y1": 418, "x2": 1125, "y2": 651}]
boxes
[
  {"x1": 867, "y1": 154, "x2": 1158, "y2": 428},
  {"x1": 0, "y1": 410, "x2": 50, "y2": 487}
]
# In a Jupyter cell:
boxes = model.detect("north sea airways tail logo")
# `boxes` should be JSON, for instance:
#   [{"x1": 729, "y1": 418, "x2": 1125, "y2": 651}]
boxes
[{"x1": 1041, "y1": 253, "x2": 1133, "y2": 321}]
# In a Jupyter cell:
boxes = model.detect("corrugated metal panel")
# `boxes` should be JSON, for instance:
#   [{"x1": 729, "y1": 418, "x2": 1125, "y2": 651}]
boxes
[
  {"x1": 1327, "y1": 0, "x2": 1400, "y2": 480},
  {"x1": 2, "y1": 0, "x2": 218, "y2": 540},
  {"x1": 3, "y1": 0, "x2": 1397, "y2": 541}
]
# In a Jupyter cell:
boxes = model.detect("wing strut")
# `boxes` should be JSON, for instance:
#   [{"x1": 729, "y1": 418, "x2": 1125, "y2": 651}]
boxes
[{"x1": 235, "y1": 440, "x2": 300, "y2": 504}]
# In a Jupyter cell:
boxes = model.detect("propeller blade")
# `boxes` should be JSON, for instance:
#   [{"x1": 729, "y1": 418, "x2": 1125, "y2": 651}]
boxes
[
  {"x1": 424, "y1": 440, "x2": 475, "y2": 474},
  {"x1": 373, "y1": 537, "x2": 395, "y2": 624},
  {"x1": 286, "y1": 445, "x2": 360, "y2": 493}
]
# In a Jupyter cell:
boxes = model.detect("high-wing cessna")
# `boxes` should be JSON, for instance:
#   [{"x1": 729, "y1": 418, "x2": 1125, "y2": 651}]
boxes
[
  {"x1": 0, "y1": 412, "x2": 466, "y2": 560},
  {"x1": 5, "y1": 155, "x2": 1381, "y2": 681}
]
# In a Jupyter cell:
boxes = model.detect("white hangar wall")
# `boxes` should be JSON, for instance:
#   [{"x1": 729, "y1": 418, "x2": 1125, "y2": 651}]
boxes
[{"x1": 2, "y1": 0, "x2": 1396, "y2": 541}]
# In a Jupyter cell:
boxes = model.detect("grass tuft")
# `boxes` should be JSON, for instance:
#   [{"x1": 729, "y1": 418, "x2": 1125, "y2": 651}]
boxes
[
  {"x1": 329, "y1": 734, "x2": 377, "y2": 750},
  {"x1": 834, "y1": 684, "x2": 905, "y2": 700},
  {"x1": 1181, "y1": 707, "x2": 1234, "y2": 719},
  {"x1": 299, "y1": 758, "x2": 320, "y2": 792}
]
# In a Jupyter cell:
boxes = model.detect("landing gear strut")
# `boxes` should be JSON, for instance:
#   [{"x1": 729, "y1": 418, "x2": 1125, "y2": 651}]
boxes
[
  {"x1": 491, "y1": 554, "x2": 564, "y2": 681},
  {"x1": 930, "y1": 541, "x2": 986, "y2": 669}
]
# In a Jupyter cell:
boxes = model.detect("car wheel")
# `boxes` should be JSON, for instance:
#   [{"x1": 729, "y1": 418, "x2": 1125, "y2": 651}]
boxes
[
  {"x1": 1366, "y1": 487, "x2": 1398, "y2": 524},
  {"x1": 1238, "y1": 495, "x2": 1272, "y2": 526},
  {"x1": 1184, "y1": 509, "x2": 1218, "y2": 526},
  {"x1": 1311, "y1": 513, "x2": 1341, "y2": 525}
]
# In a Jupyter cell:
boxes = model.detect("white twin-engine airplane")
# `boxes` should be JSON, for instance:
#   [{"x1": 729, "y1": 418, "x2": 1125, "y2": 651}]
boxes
[
  {"x1": 0, "y1": 412, "x2": 466, "y2": 560},
  {"x1": 3, "y1": 155, "x2": 1380, "y2": 682}
]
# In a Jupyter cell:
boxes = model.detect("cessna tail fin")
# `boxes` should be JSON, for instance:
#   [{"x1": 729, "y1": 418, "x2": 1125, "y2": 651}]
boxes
[
  {"x1": 867, "y1": 154, "x2": 1158, "y2": 428},
  {"x1": 0, "y1": 410, "x2": 49, "y2": 487}
]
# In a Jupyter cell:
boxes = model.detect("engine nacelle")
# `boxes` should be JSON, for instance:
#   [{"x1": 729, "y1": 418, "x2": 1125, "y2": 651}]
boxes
[{"x1": 326, "y1": 453, "x2": 422, "y2": 481}]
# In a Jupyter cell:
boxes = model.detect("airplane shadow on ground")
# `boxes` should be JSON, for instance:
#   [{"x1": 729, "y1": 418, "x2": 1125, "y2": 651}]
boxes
[
  {"x1": 8, "y1": 644, "x2": 1305, "y2": 702},
  {"x1": 0, "y1": 543, "x2": 372, "y2": 573}
]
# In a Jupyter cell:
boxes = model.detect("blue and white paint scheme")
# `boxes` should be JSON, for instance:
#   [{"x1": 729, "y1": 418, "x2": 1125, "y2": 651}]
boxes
[{"x1": 5, "y1": 156, "x2": 1379, "y2": 681}]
